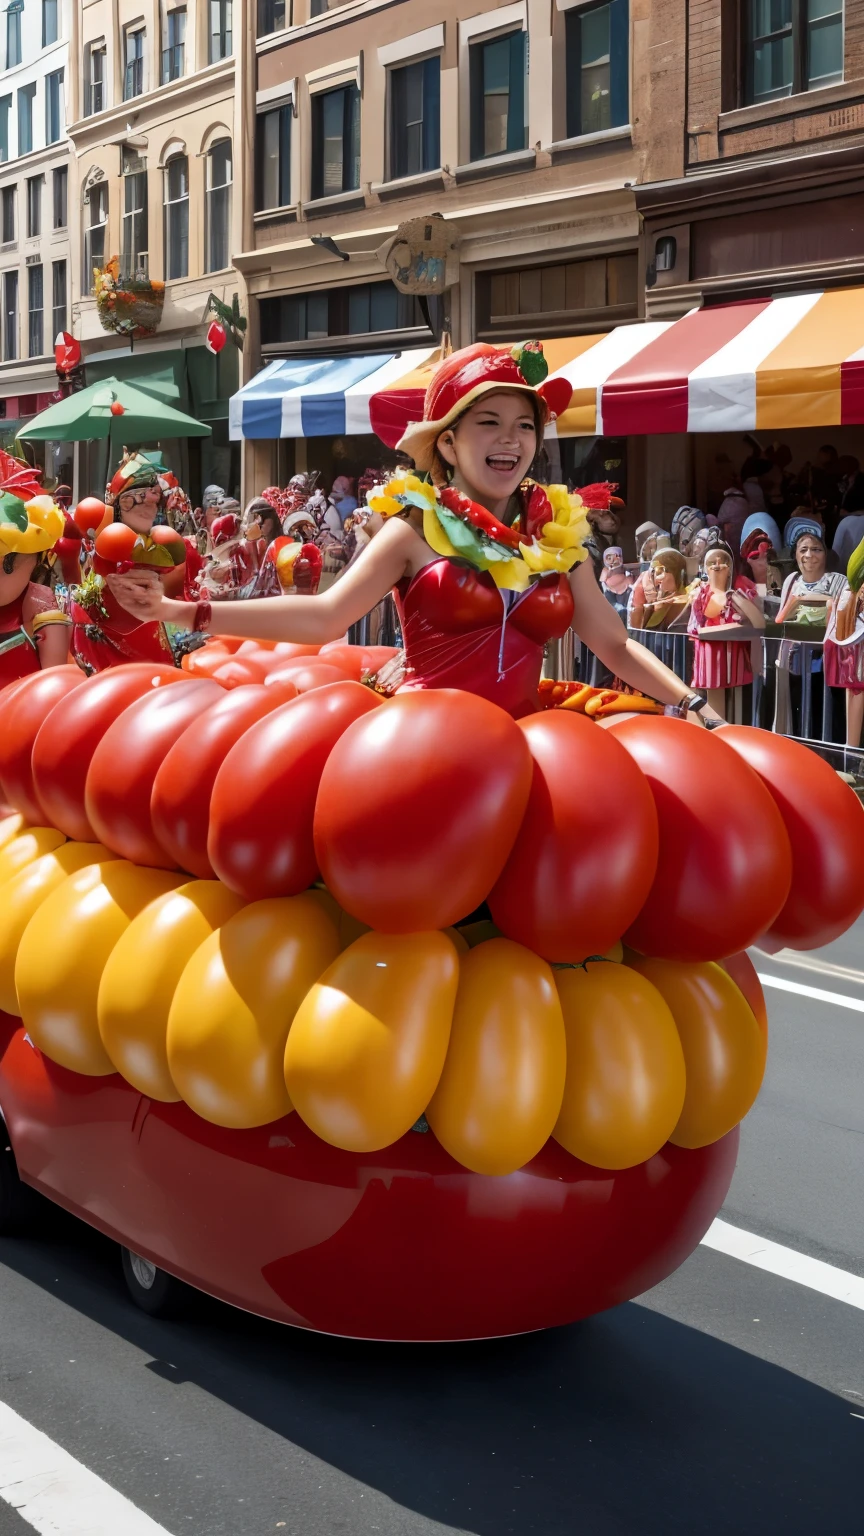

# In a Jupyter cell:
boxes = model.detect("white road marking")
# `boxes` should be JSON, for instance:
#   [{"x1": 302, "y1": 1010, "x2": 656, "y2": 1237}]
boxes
[
  {"x1": 702, "y1": 1219, "x2": 864, "y2": 1312},
  {"x1": 0, "y1": 1399, "x2": 172, "y2": 1535},
  {"x1": 756, "y1": 973, "x2": 864, "y2": 1013},
  {"x1": 757, "y1": 948, "x2": 864, "y2": 988}
]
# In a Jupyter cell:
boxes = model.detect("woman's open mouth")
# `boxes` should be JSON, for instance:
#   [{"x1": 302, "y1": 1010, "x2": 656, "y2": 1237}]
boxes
[{"x1": 486, "y1": 454, "x2": 520, "y2": 475}]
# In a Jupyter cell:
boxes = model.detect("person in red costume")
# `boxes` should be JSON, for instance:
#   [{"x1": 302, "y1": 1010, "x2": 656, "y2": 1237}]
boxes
[
  {"x1": 0, "y1": 453, "x2": 71, "y2": 684},
  {"x1": 110, "y1": 344, "x2": 718, "y2": 721},
  {"x1": 70, "y1": 452, "x2": 177, "y2": 673}
]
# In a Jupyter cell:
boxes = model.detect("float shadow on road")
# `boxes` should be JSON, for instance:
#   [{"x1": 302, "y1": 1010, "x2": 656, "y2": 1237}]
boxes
[{"x1": 1, "y1": 1197, "x2": 857, "y2": 1536}]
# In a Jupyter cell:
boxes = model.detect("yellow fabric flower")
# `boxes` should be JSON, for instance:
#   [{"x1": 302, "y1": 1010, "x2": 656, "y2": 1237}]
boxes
[
  {"x1": 0, "y1": 496, "x2": 65, "y2": 555},
  {"x1": 368, "y1": 472, "x2": 438, "y2": 518},
  {"x1": 521, "y1": 484, "x2": 589, "y2": 575}
]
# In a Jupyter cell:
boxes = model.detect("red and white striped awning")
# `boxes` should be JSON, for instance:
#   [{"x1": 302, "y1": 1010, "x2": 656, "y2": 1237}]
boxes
[{"x1": 366, "y1": 289, "x2": 864, "y2": 442}]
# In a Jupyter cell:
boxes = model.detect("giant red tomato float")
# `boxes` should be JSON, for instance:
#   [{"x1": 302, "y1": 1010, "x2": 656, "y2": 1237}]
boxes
[
  {"x1": 0, "y1": 667, "x2": 85, "y2": 822},
  {"x1": 718, "y1": 724, "x2": 864, "y2": 949},
  {"x1": 151, "y1": 684, "x2": 284, "y2": 878},
  {"x1": 85, "y1": 679, "x2": 223, "y2": 866},
  {"x1": 208, "y1": 681, "x2": 381, "y2": 900},
  {"x1": 488, "y1": 710, "x2": 658, "y2": 960},
  {"x1": 607, "y1": 716, "x2": 792, "y2": 961},
  {"x1": 32, "y1": 664, "x2": 186, "y2": 840},
  {"x1": 314, "y1": 690, "x2": 533, "y2": 932}
]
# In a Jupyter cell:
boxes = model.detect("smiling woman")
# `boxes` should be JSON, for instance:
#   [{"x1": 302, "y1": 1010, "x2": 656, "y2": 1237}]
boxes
[{"x1": 110, "y1": 342, "x2": 713, "y2": 721}]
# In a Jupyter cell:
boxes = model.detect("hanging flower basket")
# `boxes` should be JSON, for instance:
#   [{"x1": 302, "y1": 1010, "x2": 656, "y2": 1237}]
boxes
[{"x1": 94, "y1": 256, "x2": 165, "y2": 339}]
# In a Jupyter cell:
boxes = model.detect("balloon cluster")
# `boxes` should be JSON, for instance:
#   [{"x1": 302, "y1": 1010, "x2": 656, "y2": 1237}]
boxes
[{"x1": 0, "y1": 660, "x2": 862, "y2": 1179}]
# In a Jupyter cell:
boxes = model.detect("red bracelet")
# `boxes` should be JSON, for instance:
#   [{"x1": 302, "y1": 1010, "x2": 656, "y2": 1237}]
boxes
[{"x1": 192, "y1": 601, "x2": 212, "y2": 633}]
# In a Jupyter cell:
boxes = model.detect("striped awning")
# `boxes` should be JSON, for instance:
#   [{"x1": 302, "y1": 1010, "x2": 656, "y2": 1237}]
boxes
[{"x1": 230, "y1": 290, "x2": 864, "y2": 445}]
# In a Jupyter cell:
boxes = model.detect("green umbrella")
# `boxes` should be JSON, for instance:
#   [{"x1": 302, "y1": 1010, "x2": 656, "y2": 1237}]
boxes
[{"x1": 20, "y1": 376, "x2": 211, "y2": 442}]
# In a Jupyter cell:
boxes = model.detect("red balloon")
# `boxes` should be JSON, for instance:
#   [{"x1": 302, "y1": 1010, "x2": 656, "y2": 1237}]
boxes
[
  {"x1": 85, "y1": 679, "x2": 223, "y2": 866},
  {"x1": 211, "y1": 658, "x2": 269, "y2": 689},
  {"x1": 272, "y1": 642, "x2": 321, "y2": 659},
  {"x1": 94, "y1": 523, "x2": 138, "y2": 563},
  {"x1": 32, "y1": 664, "x2": 186, "y2": 840},
  {"x1": 488, "y1": 711, "x2": 658, "y2": 961},
  {"x1": 607, "y1": 716, "x2": 792, "y2": 961},
  {"x1": 264, "y1": 663, "x2": 349, "y2": 692},
  {"x1": 719, "y1": 950, "x2": 768, "y2": 1040},
  {"x1": 0, "y1": 667, "x2": 85, "y2": 822},
  {"x1": 73, "y1": 497, "x2": 108, "y2": 534},
  {"x1": 718, "y1": 724, "x2": 864, "y2": 949},
  {"x1": 315, "y1": 644, "x2": 365, "y2": 681},
  {"x1": 314, "y1": 689, "x2": 533, "y2": 932},
  {"x1": 209, "y1": 681, "x2": 382, "y2": 899},
  {"x1": 151, "y1": 685, "x2": 283, "y2": 878},
  {"x1": 181, "y1": 646, "x2": 233, "y2": 679}
]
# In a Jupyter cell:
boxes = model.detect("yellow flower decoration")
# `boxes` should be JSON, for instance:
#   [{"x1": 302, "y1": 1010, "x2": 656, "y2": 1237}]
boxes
[
  {"x1": 521, "y1": 485, "x2": 590, "y2": 576},
  {"x1": 367, "y1": 472, "x2": 438, "y2": 519},
  {"x1": 0, "y1": 495, "x2": 65, "y2": 555}
]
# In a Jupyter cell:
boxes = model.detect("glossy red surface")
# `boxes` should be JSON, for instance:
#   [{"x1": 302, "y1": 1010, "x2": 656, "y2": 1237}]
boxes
[{"x1": 0, "y1": 1012, "x2": 737, "y2": 1341}]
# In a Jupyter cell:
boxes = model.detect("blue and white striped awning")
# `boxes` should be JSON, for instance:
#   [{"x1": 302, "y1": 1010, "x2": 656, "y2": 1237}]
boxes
[{"x1": 228, "y1": 347, "x2": 438, "y2": 441}]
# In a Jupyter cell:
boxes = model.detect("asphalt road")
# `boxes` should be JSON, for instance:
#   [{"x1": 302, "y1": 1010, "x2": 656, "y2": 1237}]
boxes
[{"x1": 1, "y1": 923, "x2": 862, "y2": 1536}]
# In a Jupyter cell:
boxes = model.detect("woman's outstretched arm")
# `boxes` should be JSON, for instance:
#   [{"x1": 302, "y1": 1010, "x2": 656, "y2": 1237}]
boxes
[
  {"x1": 569, "y1": 558, "x2": 704, "y2": 709},
  {"x1": 107, "y1": 518, "x2": 420, "y2": 645}
]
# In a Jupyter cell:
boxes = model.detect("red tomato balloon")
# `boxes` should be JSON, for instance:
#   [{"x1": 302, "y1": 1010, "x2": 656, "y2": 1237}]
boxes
[
  {"x1": 73, "y1": 497, "x2": 108, "y2": 534},
  {"x1": 357, "y1": 645, "x2": 400, "y2": 674},
  {"x1": 180, "y1": 646, "x2": 233, "y2": 679},
  {"x1": 0, "y1": 666, "x2": 85, "y2": 822},
  {"x1": 85, "y1": 679, "x2": 223, "y2": 866},
  {"x1": 211, "y1": 658, "x2": 269, "y2": 689},
  {"x1": 151, "y1": 684, "x2": 282, "y2": 878},
  {"x1": 719, "y1": 950, "x2": 767, "y2": 1040},
  {"x1": 272, "y1": 642, "x2": 321, "y2": 659},
  {"x1": 32, "y1": 663, "x2": 186, "y2": 840},
  {"x1": 149, "y1": 526, "x2": 186, "y2": 560},
  {"x1": 718, "y1": 724, "x2": 864, "y2": 949},
  {"x1": 487, "y1": 711, "x2": 658, "y2": 961},
  {"x1": 265, "y1": 662, "x2": 351, "y2": 692},
  {"x1": 607, "y1": 716, "x2": 793, "y2": 962},
  {"x1": 315, "y1": 645, "x2": 365, "y2": 681},
  {"x1": 314, "y1": 690, "x2": 533, "y2": 933},
  {"x1": 209, "y1": 681, "x2": 382, "y2": 900},
  {"x1": 94, "y1": 523, "x2": 138, "y2": 563}
]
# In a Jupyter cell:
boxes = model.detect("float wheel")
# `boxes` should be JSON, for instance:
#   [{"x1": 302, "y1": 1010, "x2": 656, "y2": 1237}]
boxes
[{"x1": 120, "y1": 1247, "x2": 186, "y2": 1317}]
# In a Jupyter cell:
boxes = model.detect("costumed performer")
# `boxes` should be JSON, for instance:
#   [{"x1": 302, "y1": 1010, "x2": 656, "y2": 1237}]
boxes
[
  {"x1": 0, "y1": 454, "x2": 70, "y2": 683},
  {"x1": 774, "y1": 521, "x2": 849, "y2": 738},
  {"x1": 687, "y1": 541, "x2": 764, "y2": 719},
  {"x1": 598, "y1": 546, "x2": 633, "y2": 620},
  {"x1": 629, "y1": 549, "x2": 691, "y2": 632},
  {"x1": 109, "y1": 342, "x2": 725, "y2": 723}
]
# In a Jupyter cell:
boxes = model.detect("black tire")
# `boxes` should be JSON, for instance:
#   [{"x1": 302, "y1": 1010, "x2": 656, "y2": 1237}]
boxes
[
  {"x1": 0, "y1": 1114, "x2": 29, "y2": 1234},
  {"x1": 121, "y1": 1247, "x2": 185, "y2": 1317}
]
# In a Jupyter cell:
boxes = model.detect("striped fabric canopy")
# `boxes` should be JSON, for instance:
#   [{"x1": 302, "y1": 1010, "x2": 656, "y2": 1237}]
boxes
[{"x1": 229, "y1": 290, "x2": 864, "y2": 444}]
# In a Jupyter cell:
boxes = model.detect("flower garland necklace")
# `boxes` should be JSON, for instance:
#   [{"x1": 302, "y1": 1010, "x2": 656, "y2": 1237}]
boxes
[{"x1": 365, "y1": 472, "x2": 598, "y2": 593}]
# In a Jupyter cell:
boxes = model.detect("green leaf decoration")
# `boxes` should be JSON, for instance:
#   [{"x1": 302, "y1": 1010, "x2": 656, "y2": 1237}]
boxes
[
  {"x1": 848, "y1": 533, "x2": 864, "y2": 595},
  {"x1": 0, "y1": 492, "x2": 29, "y2": 531},
  {"x1": 513, "y1": 341, "x2": 548, "y2": 387},
  {"x1": 436, "y1": 507, "x2": 516, "y2": 565}
]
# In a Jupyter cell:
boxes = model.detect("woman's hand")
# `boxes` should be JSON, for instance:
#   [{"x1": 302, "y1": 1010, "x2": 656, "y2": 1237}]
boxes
[{"x1": 107, "y1": 570, "x2": 173, "y2": 625}]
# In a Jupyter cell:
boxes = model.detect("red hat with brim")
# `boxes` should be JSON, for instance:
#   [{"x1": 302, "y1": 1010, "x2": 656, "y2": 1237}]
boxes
[{"x1": 396, "y1": 342, "x2": 572, "y2": 472}]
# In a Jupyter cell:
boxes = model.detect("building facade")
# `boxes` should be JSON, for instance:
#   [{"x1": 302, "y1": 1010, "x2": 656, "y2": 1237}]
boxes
[
  {"x1": 67, "y1": 0, "x2": 246, "y2": 498},
  {"x1": 0, "y1": 0, "x2": 71, "y2": 482}
]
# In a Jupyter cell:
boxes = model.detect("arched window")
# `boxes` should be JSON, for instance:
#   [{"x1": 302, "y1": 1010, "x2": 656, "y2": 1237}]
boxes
[
  {"x1": 205, "y1": 139, "x2": 232, "y2": 272},
  {"x1": 163, "y1": 154, "x2": 189, "y2": 280}
]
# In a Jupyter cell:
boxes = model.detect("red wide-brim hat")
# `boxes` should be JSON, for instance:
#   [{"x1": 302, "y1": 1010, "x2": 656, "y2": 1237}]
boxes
[{"x1": 396, "y1": 342, "x2": 572, "y2": 472}]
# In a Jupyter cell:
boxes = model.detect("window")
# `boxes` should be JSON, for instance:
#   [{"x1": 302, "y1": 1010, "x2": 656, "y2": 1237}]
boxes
[
  {"x1": 122, "y1": 147, "x2": 148, "y2": 275},
  {"x1": 205, "y1": 139, "x2": 232, "y2": 270},
  {"x1": 1, "y1": 187, "x2": 14, "y2": 243},
  {"x1": 257, "y1": 0, "x2": 286, "y2": 36},
  {"x1": 469, "y1": 30, "x2": 526, "y2": 160},
  {"x1": 259, "y1": 281, "x2": 425, "y2": 342},
  {"x1": 17, "y1": 84, "x2": 35, "y2": 156},
  {"x1": 28, "y1": 264, "x2": 42, "y2": 357},
  {"x1": 311, "y1": 84, "x2": 360, "y2": 199},
  {"x1": 390, "y1": 57, "x2": 440, "y2": 179},
  {"x1": 745, "y1": 0, "x2": 843, "y2": 103},
  {"x1": 3, "y1": 270, "x2": 17, "y2": 359},
  {"x1": 475, "y1": 252, "x2": 638, "y2": 338},
  {"x1": 124, "y1": 29, "x2": 144, "y2": 100},
  {"x1": 565, "y1": 0, "x2": 629, "y2": 138},
  {"x1": 6, "y1": 5, "x2": 20, "y2": 69},
  {"x1": 83, "y1": 181, "x2": 107, "y2": 289},
  {"x1": 0, "y1": 98, "x2": 10, "y2": 163},
  {"x1": 45, "y1": 69, "x2": 63, "y2": 144},
  {"x1": 42, "y1": 0, "x2": 58, "y2": 47},
  {"x1": 163, "y1": 8, "x2": 185, "y2": 83},
  {"x1": 163, "y1": 154, "x2": 188, "y2": 279},
  {"x1": 255, "y1": 103, "x2": 291, "y2": 210},
  {"x1": 86, "y1": 46, "x2": 105, "y2": 115},
  {"x1": 52, "y1": 165, "x2": 66, "y2": 227},
  {"x1": 52, "y1": 258, "x2": 66, "y2": 338},
  {"x1": 26, "y1": 175, "x2": 41, "y2": 237},
  {"x1": 209, "y1": 0, "x2": 232, "y2": 61}
]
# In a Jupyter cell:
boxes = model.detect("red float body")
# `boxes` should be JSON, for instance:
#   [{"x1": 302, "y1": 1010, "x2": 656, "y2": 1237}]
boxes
[{"x1": 0, "y1": 1012, "x2": 736, "y2": 1341}]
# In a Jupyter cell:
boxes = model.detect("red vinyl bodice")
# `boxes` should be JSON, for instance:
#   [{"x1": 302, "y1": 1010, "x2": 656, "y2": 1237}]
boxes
[
  {"x1": 0, "y1": 588, "x2": 39, "y2": 686},
  {"x1": 395, "y1": 557, "x2": 575, "y2": 718}
]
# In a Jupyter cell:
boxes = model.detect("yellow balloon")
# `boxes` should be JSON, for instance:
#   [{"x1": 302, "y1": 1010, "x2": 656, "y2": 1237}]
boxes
[
  {"x1": 16, "y1": 861, "x2": 184, "y2": 1075},
  {"x1": 553, "y1": 962, "x2": 686, "y2": 1169},
  {"x1": 631, "y1": 957, "x2": 766, "y2": 1149},
  {"x1": 98, "y1": 880, "x2": 246, "y2": 1101},
  {"x1": 285, "y1": 930, "x2": 459, "y2": 1152},
  {"x1": 0, "y1": 812, "x2": 24, "y2": 850},
  {"x1": 0, "y1": 842, "x2": 118, "y2": 1015},
  {"x1": 426, "y1": 938, "x2": 566, "y2": 1176},
  {"x1": 0, "y1": 827, "x2": 66, "y2": 885},
  {"x1": 168, "y1": 894, "x2": 340, "y2": 1129}
]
